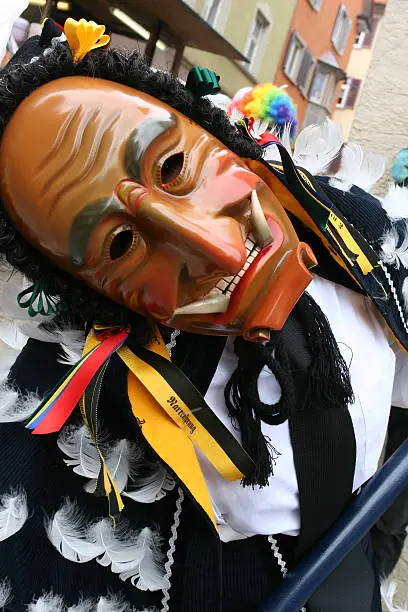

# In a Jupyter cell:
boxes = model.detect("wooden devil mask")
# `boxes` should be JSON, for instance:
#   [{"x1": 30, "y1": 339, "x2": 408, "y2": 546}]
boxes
[{"x1": 0, "y1": 76, "x2": 316, "y2": 340}]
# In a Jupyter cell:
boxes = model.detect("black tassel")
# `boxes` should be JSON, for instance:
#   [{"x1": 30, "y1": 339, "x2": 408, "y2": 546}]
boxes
[
  {"x1": 294, "y1": 292, "x2": 354, "y2": 413},
  {"x1": 224, "y1": 336, "x2": 292, "y2": 487},
  {"x1": 225, "y1": 291, "x2": 354, "y2": 488}
]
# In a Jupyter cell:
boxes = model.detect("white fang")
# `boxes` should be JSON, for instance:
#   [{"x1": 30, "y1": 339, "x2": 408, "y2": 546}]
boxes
[
  {"x1": 173, "y1": 291, "x2": 230, "y2": 316},
  {"x1": 251, "y1": 190, "x2": 273, "y2": 248},
  {"x1": 0, "y1": 488, "x2": 28, "y2": 542}
]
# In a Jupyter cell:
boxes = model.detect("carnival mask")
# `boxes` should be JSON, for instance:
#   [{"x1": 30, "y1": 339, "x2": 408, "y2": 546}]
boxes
[{"x1": 0, "y1": 77, "x2": 316, "y2": 340}]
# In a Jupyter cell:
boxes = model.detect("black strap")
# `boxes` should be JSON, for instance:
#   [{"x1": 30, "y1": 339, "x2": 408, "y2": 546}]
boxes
[
  {"x1": 274, "y1": 315, "x2": 357, "y2": 560},
  {"x1": 290, "y1": 410, "x2": 356, "y2": 560}
]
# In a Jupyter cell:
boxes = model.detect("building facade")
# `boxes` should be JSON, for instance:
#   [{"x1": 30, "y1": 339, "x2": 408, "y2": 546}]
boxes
[
  {"x1": 333, "y1": 0, "x2": 387, "y2": 140},
  {"x1": 349, "y1": 0, "x2": 408, "y2": 195},
  {"x1": 274, "y1": 0, "x2": 371, "y2": 127},
  {"x1": 182, "y1": 0, "x2": 297, "y2": 97}
]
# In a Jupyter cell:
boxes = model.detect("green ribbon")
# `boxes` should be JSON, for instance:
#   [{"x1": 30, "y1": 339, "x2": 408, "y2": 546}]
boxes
[
  {"x1": 185, "y1": 66, "x2": 221, "y2": 97},
  {"x1": 17, "y1": 282, "x2": 58, "y2": 318}
]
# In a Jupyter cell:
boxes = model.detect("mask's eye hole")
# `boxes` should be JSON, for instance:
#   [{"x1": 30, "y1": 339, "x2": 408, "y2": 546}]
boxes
[
  {"x1": 161, "y1": 152, "x2": 184, "y2": 186},
  {"x1": 109, "y1": 226, "x2": 135, "y2": 261}
]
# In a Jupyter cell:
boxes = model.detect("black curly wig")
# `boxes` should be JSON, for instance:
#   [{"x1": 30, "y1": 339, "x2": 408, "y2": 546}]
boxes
[{"x1": 0, "y1": 37, "x2": 262, "y2": 333}]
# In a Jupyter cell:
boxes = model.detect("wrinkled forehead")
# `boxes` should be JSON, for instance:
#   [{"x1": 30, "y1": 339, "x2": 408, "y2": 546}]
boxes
[
  {"x1": 1, "y1": 76, "x2": 198, "y2": 169},
  {"x1": 0, "y1": 76, "x2": 239, "y2": 233}
]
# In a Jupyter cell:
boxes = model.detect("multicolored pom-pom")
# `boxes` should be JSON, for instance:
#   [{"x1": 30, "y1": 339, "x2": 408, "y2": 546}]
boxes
[{"x1": 228, "y1": 83, "x2": 298, "y2": 141}]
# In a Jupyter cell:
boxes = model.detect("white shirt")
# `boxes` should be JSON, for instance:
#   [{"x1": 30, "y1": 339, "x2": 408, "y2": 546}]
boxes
[{"x1": 198, "y1": 276, "x2": 405, "y2": 541}]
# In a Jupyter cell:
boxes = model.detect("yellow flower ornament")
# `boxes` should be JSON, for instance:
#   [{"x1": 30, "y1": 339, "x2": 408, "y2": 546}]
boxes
[{"x1": 64, "y1": 18, "x2": 110, "y2": 64}]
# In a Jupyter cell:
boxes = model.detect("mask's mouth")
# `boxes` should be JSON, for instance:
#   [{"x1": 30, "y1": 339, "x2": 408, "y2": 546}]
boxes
[{"x1": 172, "y1": 190, "x2": 274, "y2": 317}]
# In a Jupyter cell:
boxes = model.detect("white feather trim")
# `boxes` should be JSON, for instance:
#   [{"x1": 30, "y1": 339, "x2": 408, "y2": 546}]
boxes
[
  {"x1": 58, "y1": 425, "x2": 174, "y2": 504},
  {"x1": 0, "y1": 489, "x2": 28, "y2": 542},
  {"x1": 123, "y1": 465, "x2": 175, "y2": 504},
  {"x1": 84, "y1": 439, "x2": 140, "y2": 495},
  {"x1": 95, "y1": 594, "x2": 157, "y2": 612},
  {"x1": 105, "y1": 440, "x2": 132, "y2": 494},
  {"x1": 27, "y1": 593, "x2": 65, "y2": 612},
  {"x1": 58, "y1": 425, "x2": 101, "y2": 480},
  {"x1": 263, "y1": 143, "x2": 280, "y2": 163},
  {"x1": 130, "y1": 527, "x2": 166, "y2": 591},
  {"x1": 402, "y1": 277, "x2": 408, "y2": 313},
  {"x1": 0, "y1": 385, "x2": 18, "y2": 420},
  {"x1": 57, "y1": 331, "x2": 86, "y2": 365},
  {"x1": 292, "y1": 119, "x2": 343, "y2": 175},
  {"x1": 0, "y1": 384, "x2": 40, "y2": 423},
  {"x1": 25, "y1": 592, "x2": 156, "y2": 612},
  {"x1": 381, "y1": 580, "x2": 408, "y2": 612},
  {"x1": 228, "y1": 107, "x2": 243, "y2": 124},
  {"x1": 92, "y1": 520, "x2": 145, "y2": 576},
  {"x1": 250, "y1": 118, "x2": 270, "y2": 140},
  {"x1": 381, "y1": 222, "x2": 408, "y2": 270},
  {"x1": 0, "y1": 0, "x2": 29, "y2": 62},
  {"x1": 96, "y1": 594, "x2": 129, "y2": 612},
  {"x1": 67, "y1": 599, "x2": 94, "y2": 612},
  {"x1": 330, "y1": 142, "x2": 385, "y2": 192},
  {"x1": 280, "y1": 123, "x2": 293, "y2": 154},
  {"x1": 382, "y1": 185, "x2": 408, "y2": 219},
  {"x1": 92, "y1": 521, "x2": 165, "y2": 591},
  {"x1": 0, "y1": 578, "x2": 12, "y2": 608},
  {"x1": 46, "y1": 500, "x2": 104, "y2": 563},
  {"x1": 0, "y1": 321, "x2": 27, "y2": 352}
]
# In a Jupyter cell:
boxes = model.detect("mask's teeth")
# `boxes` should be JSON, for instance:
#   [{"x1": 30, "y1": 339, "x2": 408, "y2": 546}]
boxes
[
  {"x1": 251, "y1": 190, "x2": 273, "y2": 248},
  {"x1": 173, "y1": 290, "x2": 230, "y2": 316}
]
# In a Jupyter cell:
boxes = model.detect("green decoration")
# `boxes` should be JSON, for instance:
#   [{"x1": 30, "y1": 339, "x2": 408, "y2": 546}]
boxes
[
  {"x1": 17, "y1": 282, "x2": 58, "y2": 318},
  {"x1": 185, "y1": 66, "x2": 221, "y2": 98}
]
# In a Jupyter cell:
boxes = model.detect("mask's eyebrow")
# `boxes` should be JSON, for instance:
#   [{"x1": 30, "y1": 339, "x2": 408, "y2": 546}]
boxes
[
  {"x1": 70, "y1": 196, "x2": 126, "y2": 267},
  {"x1": 126, "y1": 112, "x2": 177, "y2": 182}
]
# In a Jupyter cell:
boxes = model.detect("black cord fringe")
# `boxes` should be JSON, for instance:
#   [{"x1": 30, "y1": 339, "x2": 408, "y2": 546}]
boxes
[{"x1": 225, "y1": 292, "x2": 354, "y2": 488}]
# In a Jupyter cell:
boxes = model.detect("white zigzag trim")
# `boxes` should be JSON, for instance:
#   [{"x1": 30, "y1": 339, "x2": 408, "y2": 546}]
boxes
[
  {"x1": 378, "y1": 261, "x2": 408, "y2": 335},
  {"x1": 165, "y1": 329, "x2": 180, "y2": 359},
  {"x1": 268, "y1": 535, "x2": 306, "y2": 612},
  {"x1": 268, "y1": 535, "x2": 288, "y2": 578},
  {"x1": 160, "y1": 487, "x2": 184, "y2": 612}
]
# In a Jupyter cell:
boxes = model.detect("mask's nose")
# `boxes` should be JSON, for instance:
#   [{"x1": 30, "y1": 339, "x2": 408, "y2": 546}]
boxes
[{"x1": 118, "y1": 180, "x2": 248, "y2": 279}]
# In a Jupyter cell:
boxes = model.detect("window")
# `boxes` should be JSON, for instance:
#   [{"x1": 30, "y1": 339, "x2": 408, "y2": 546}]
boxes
[
  {"x1": 344, "y1": 78, "x2": 361, "y2": 109},
  {"x1": 336, "y1": 77, "x2": 350, "y2": 107},
  {"x1": 309, "y1": 64, "x2": 336, "y2": 108},
  {"x1": 283, "y1": 32, "x2": 305, "y2": 83},
  {"x1": 308, "y1": 0, "x2": 322, "y2": 11},
  {"x1": 296, "y1": 49, "x2": 315, "y2": 93},
  {"x1": 332, "y1": 4, "x2": 352, "y2": 55},
  {"x1": 246, "y1": 9, "x2": 270, "y2": 70},
  {"x1": 354, "y1": 31, "x2": 366, "y2": 48},
  {"x1": 203, "y1": 0, "x2": 222, "y2": 27},
  {"x1": 361, "y1": 16, "x2": 380, "y2": 49}
]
